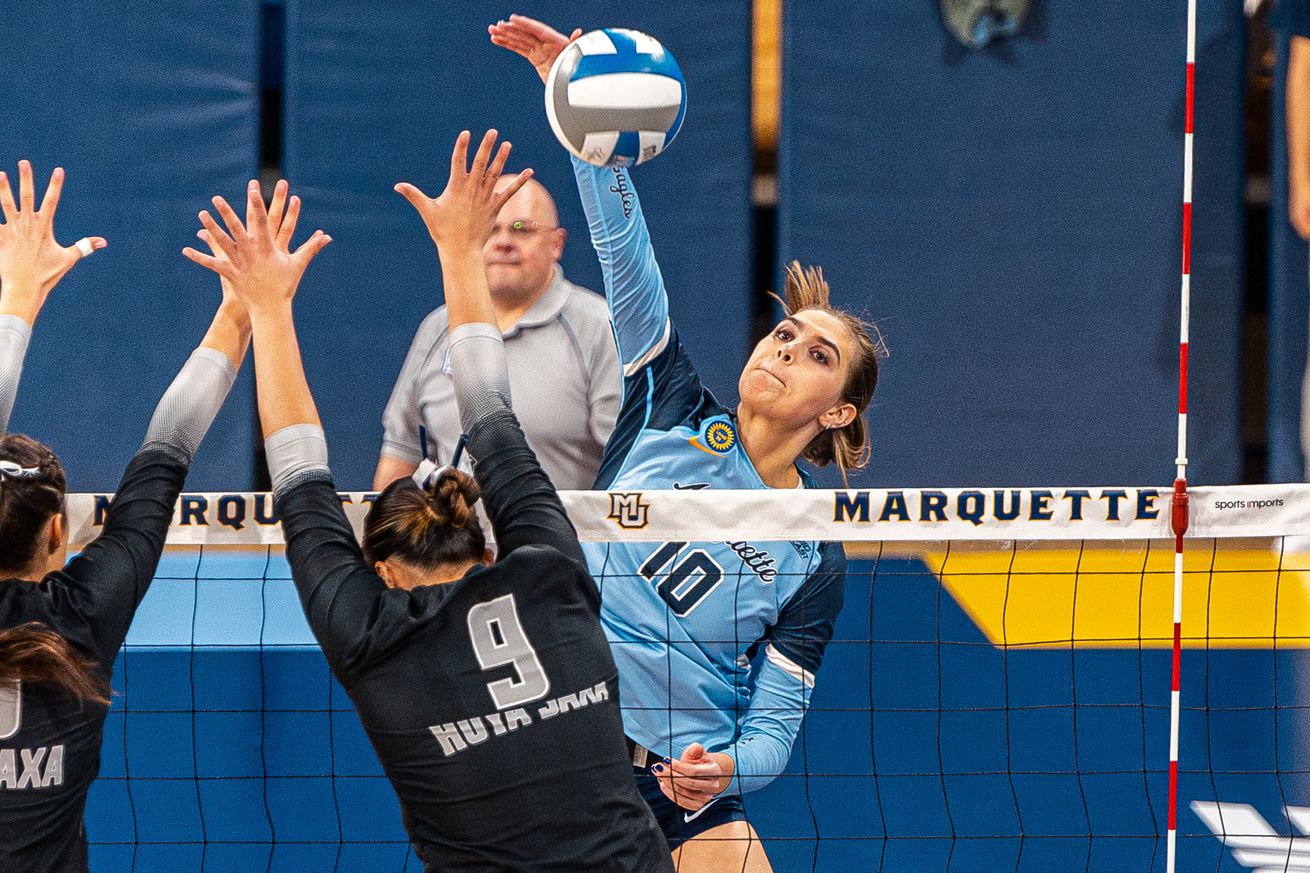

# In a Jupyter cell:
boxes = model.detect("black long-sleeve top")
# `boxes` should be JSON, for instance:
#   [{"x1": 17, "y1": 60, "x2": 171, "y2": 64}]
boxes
[
  {"x1": 0, "y1": 446, "x2": 188, "y2": 873},
  {"x1": 277, "y1": 408, "x2": 672, "y2": 873}
]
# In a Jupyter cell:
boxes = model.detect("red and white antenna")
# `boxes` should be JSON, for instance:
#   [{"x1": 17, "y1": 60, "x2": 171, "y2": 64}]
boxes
[{"x1": 1167, "y1": 1, "x2": 1198, "y2": 870}]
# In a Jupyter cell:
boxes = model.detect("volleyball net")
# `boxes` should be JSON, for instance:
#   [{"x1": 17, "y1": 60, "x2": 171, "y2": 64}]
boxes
[{"x1": 69, "y1": 485, "x2": 1310, "y2": 873}]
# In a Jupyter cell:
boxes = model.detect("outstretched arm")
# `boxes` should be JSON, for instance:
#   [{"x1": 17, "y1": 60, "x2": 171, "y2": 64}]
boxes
[
  {"x1": 51, "y1": 179, "x2": 263, "y2": 664},
  {"x1": 185, "y1": 180, "x2": 392, "y2": 674},
  {"x1": 396, "y1": 130, "x2": 584, "y2": 565},
  {"x1": 0, "y1": 161, "x2": 105, "y2": 433},
  {"x1": 489, "y1": 15, "x2": 673, "y2": 376}
]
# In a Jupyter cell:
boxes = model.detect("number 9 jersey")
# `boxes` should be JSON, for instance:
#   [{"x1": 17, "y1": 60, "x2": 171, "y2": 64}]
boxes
[{"x1": 275, "y1": 411, "x2": 672, "y2": 873}]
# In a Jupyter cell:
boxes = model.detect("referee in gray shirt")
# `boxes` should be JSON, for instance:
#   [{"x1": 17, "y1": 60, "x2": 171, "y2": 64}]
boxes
[{"x1": 375, "y1": 177, "x2": 621, "y2": 491}]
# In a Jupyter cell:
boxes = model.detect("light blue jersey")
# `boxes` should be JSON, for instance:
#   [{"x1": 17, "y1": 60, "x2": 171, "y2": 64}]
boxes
[{"x1": 573, "y1": 158, "x2": 846, "y2": 794}]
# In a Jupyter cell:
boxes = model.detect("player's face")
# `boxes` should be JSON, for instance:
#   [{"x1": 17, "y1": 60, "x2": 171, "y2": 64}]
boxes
[
  {"x1": 482, "y1": 181, "x2": 565, "y2": 306},
  {"x1": 739, "y1": 310, "x2": 858, "y2": 430}
]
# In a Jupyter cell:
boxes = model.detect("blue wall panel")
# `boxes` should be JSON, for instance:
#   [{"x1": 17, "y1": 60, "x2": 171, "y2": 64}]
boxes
[
  {"x1": 781, "y1": 1, "x2": 1245, "y2": 487},
  {"x1": 0, "y1": 0, "x2": 260, "y2": 490},
  {"x1": 283, "y1": 2, "x2": 753, "y2": 489},
  {"x1": 1268, "y1": 31, "x2": 1310, "y2": 482}
]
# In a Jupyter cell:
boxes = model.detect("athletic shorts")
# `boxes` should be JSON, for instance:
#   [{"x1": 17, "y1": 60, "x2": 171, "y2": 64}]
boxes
[{"x1": 633, "y1": 766, "x2": 748, "y2": 851}]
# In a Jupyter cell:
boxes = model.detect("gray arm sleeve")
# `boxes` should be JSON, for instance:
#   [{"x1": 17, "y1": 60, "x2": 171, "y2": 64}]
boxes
[
  {"x1": 0, "y1": 315, "x2": 32, "y2": 436},
  {"x1": 447, "y1": 323, "x2": 512, "y2": 433},
  {"x1": 266, "y1": 423, "x2": 331, "y2": 497},
  {"x1": 142, "y1": 347, "x2": 238, "y2": 462}
]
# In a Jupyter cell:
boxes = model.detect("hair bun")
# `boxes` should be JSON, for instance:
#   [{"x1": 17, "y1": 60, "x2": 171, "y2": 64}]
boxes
[{"x1": 425, "y1": 469, "x2": 481, "y2": 532}]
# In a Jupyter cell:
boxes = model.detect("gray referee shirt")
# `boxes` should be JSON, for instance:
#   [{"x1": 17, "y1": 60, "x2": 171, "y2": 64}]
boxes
[{"x1": 380, "y1": 268, "x2": 621, "y2": 490}]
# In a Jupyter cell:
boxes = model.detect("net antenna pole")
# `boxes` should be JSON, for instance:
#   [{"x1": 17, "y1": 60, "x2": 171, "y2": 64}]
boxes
[{"x1": 1167, "y1": 1, "x2": 1197, "y2": 870}]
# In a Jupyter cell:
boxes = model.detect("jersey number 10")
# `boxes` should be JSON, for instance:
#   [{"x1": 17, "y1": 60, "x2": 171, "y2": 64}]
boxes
[
  {"x1": 467, "y1": 594, "x2": 551, "y2": 709},
  {"x1": 640, "y1": 541, "x2": 725, "y2": 617}
]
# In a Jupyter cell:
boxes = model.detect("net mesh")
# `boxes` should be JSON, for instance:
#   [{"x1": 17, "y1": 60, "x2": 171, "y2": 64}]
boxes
[{"x1": 65, "y1": 487, "x2": 1310, "y2": 873}]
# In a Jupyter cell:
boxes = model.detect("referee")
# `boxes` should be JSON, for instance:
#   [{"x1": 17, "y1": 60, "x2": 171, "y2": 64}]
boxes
[
  {"x1": 185, "y1": 132, "x2": 672, "y2": 872},
  {"x1": 0, "y1": 161, "x2": 248, "y2": 872}
]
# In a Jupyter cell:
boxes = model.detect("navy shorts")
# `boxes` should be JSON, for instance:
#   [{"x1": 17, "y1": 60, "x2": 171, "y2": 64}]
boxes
[{"x1": 633, "y1": 766, "x2": 748, "y2": 851}]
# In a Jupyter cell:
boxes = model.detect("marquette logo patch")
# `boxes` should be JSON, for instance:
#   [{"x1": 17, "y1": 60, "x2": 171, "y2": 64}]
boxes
[
  {"x1": 607, "y1": 493, "x2": 650, "y2": 530},
  {"x1": 690, "y1": 420, "x2": 737, "y2": 456}
]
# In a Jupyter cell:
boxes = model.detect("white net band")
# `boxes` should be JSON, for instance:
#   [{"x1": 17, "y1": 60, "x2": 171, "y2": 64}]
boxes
[{"x1": 65, "y1": 483, "x2": 1310, "y2": 547}]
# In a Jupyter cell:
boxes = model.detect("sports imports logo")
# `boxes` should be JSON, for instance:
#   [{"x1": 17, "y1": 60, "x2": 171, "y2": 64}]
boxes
[
  {"x1": 1192, "y1": 800, "x2": 1310, "y2": 871},
  {"x1": 607, "y1": 493, "x2": 650, "y2": 530}
]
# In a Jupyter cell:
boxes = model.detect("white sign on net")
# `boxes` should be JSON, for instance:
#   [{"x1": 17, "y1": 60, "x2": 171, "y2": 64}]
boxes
[{"x1": 63, "y1": 484, "x2": 1310, "y2": 547}]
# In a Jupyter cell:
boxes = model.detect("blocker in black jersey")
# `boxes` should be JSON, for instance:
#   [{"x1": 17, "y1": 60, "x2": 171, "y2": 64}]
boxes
[
  {"x1": 0, "y1": 447, "x2": 187, "y2": 873},
  {"x1": 277, "y1": 409, "x2": 673, "y2": 873}
]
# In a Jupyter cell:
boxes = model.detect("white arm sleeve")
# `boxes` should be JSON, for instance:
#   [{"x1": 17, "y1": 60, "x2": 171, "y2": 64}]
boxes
[{"x1": 0, "y1": 315, "x2": 33, "y2": 436}]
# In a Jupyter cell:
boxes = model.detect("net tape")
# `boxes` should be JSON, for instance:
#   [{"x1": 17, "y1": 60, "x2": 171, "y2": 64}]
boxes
[{"x1": 64, "y1": 485, "x2": 1309, "y2": 547}]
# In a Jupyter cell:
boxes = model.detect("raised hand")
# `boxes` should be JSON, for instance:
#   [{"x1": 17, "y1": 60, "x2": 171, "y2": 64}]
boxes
[
  {"x1": 395, "y1": 129, "x2": 533, "y2": 252},
  {"x1": 182, "y1": 180, "x2": 330, "y2": 316},
  {"x1": 488, "y1": 14, "x2": 582, "y2": 84},
  {"x1": 196, "y1": 179, "x2": 303, "y2": 313},
  {"x1": 0, "y1": 161, "x2": 106, "y2": 324}
]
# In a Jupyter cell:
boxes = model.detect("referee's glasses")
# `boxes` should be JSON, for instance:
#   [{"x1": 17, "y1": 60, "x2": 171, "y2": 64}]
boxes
[{"x1": 491, "y1": 219, "x2": 557, "y2": 237}]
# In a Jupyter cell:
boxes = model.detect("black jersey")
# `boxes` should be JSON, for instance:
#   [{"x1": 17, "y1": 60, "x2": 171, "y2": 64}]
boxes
[
  {"x1": 278, "y1": 409, "x2": 672, "y2": 873},
  {"x1": 0, "y1": 447, "x2": 187, "y2": 873}
]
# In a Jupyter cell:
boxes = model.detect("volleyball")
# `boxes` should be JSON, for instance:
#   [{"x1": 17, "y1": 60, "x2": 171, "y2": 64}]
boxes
[{"x1": 545, "y1": 28, "x2": 687, "y2": 168}]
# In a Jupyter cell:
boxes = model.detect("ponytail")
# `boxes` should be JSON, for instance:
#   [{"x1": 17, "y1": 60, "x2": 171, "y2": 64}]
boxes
[
  {"x1": 362, "y1": 469, "x2": 486, "y2": 570},
  {"x1": 0, "y1": 623, "x2": 109, "y2": 707}
]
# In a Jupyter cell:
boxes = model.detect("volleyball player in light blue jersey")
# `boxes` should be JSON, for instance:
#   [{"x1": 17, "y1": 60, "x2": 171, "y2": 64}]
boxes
[{"x1": 492, "y1": 17, "x2": 885, "y2": 870}]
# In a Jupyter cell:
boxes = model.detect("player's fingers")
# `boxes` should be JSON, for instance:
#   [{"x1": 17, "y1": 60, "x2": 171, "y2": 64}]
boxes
[
  {"x1": 489, "y1": 30, "x2": 534, "y2": 53},
  {"x1": 470, "y1": 129, "x2": 497, "y2": 181},
  {"x1": 211, "y1": 196, "x2": 248, "y2": 241},
  {"x1": 38, "y1": 167, "x2": 65, "y2": 220},
  {"x1": 245, "y1": 180, "x2": 270, "y2": 239},
  {"x1": 70, "y1": 237, "x2": 107, "y2": 260},
  {"x1": 266, "y1": 179, "x2": 288, "y2": 234},
  {"x1": 292, "y1": 229, "x2": 331, "y2": 266},
  {"x1": 682, "y1": 742, "x2": 706, "y2": 760},
  {"x1": 18, "y1": 160, "x2": 35, "y2": 213},
  {"x1": 198, "y1": 210, "x2": 236, "y2": 257},
  {"x1": 486, "y1": 140, "x2": 512, "y2": 184},
  {"x1": 450, "y1": 130, "x2": 472, "y2": 180},
  {"x1": 277, "y1": 195, "x2": 301, "y2": 250},
  {"x1": 493, "y1": 169, "x2": 533, "y2": 213},
  {"x1": 394, "y1": 182, "x2": 432, "y2": 214},
  {"x1": 182, "y1": 246, "x2": 234, "y2": 277},
  {"x1": 508, "y1": 14, "x2": 561, "y2": 40},
  {"x1": 0, "y1": 172, "x2": 16, "y2": 222},
  {"x1": 567, "y1": 28, "x2": 583, "y2": 44}
]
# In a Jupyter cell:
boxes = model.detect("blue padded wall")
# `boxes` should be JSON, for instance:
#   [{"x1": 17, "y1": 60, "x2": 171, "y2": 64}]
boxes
[
  {"x1": 781, "y1": 1, "x2": 1246, "y2": 487},
  {"x1": 1267, "y1": 30, "x2": 1310, "y2": 482},
  {"x1": 0, "y1": 0, "x2": 260, "y2": 491},
  {"x1": 283, "y1": 2, "x2": 753, "y2": 489}
]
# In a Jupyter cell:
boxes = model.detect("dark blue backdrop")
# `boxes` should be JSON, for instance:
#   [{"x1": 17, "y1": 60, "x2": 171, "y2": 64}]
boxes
[
  {"x1": 0, "y1": 0, "x2": 260, "y2": 491},
  {"x1": 780, "y1": 1, "x2": 1247, "y2": 487},
  {"x1": 281, "y1": 0, "x2": 754, "y2": 489}
]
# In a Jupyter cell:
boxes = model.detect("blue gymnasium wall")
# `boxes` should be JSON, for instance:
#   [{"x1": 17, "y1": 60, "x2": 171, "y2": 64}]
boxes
[
  {"x1": 1268, "y1": 29, "x2": 1310, "y2": 482},
  {"x1": 282, "y1": 1, "x2": 753, "y2": 489},
  {"x1": 0, "y1": 1, "x2": 260, "y2": 491},
  {"x1": 781, "y1": 1, "x2": 1246, "y2": 487}
]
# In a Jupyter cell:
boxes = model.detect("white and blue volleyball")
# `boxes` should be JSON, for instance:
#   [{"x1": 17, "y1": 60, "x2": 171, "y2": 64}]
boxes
[{"x1": 545, "y1": 28, "x2": 687, "y2": 168}]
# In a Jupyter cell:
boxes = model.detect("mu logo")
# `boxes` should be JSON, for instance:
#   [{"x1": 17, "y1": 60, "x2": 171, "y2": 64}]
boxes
[
  {"x1": 607, "y1": 493, "x2": 650, "y2": 530},
  {"x1": 1193, "y1": 800, "x2": 1310, "y2": 871}
]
